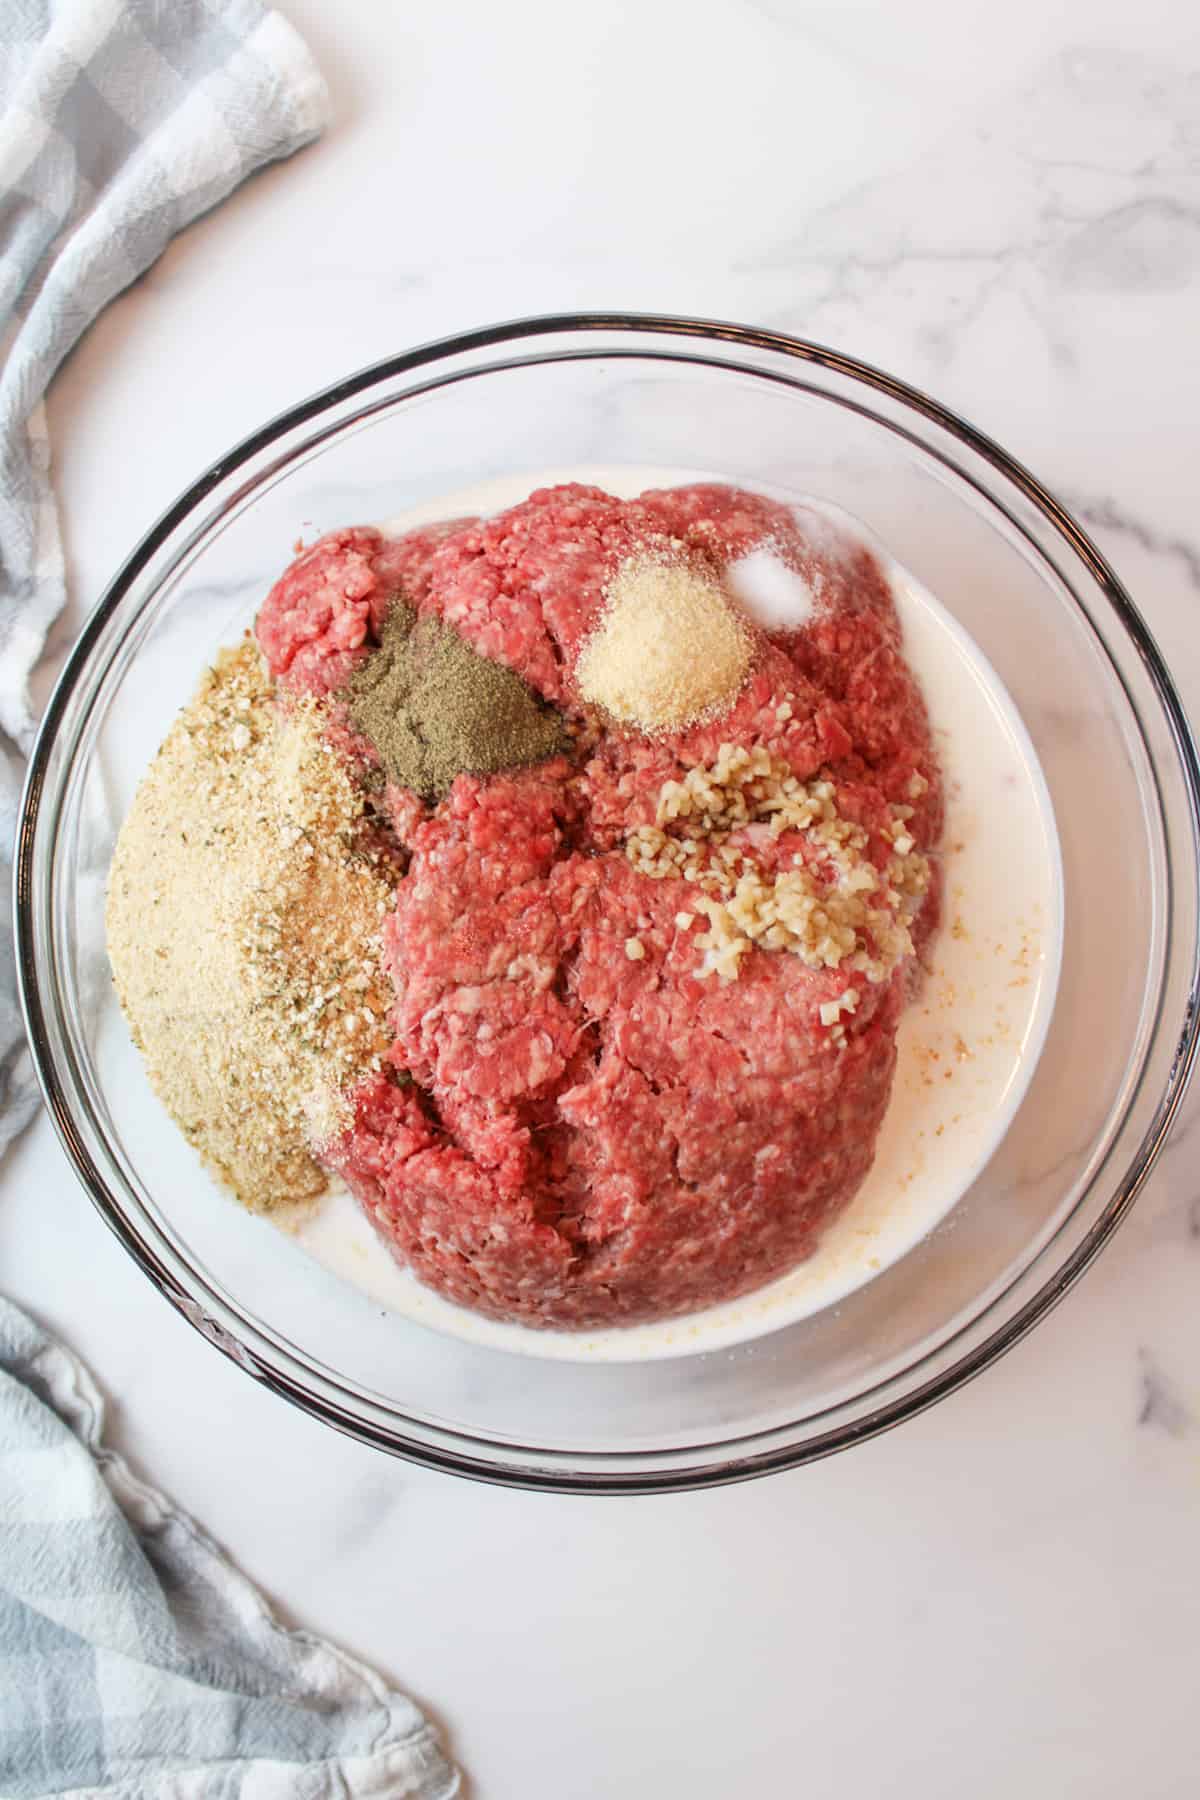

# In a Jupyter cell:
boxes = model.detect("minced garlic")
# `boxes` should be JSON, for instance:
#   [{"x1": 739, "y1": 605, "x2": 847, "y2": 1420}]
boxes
[{"x1": 624, "y1": 742, "x2": 931, "y2": 989}]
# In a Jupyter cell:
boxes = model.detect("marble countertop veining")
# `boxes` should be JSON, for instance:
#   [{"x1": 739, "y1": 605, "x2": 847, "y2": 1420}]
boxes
[{"x1": 7, "y1": 3, "x2": 1200, "y2": 1794}]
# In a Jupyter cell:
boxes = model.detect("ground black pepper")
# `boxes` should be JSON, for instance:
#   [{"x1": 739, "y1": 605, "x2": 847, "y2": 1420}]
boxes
[{"x1": 344, "y1": 603, "x2": 568, "y2": 800}]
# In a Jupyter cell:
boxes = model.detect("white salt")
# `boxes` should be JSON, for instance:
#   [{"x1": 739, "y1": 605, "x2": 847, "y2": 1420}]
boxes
[{"x1": 725, "y1": 545, "x2": 819, "y2": 631}]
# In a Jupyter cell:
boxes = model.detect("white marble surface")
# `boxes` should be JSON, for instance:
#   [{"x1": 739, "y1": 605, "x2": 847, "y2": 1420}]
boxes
[{"x1": 7, "y1": 2, "x2": 1200, "y2": 1793}]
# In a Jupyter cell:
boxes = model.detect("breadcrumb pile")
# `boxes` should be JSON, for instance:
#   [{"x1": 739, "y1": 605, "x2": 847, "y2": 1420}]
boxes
[{"x1": 105, "y1": 642, "x2": 396, "y2": 1211}]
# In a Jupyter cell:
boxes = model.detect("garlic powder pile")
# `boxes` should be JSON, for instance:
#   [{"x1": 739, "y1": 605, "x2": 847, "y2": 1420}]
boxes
[{"x1": 576, "y1": 553, "x2": 751, "y2": 731}]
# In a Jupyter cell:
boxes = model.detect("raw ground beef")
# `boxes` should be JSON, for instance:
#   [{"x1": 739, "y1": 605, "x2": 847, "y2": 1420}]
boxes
[{"x1": 255, "y1": 484, "x2": 943, "y2": 1329}]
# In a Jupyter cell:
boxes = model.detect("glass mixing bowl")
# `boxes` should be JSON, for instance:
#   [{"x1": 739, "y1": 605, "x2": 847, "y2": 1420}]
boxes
[{"x1": 16, "y1": 315, "x2": 1200, "y2": 1492}]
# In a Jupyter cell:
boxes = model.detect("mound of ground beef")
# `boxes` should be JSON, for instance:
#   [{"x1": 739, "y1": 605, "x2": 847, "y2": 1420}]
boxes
[{"x1": 255, "y1": 483, "x2": 943, "y2": 1329}]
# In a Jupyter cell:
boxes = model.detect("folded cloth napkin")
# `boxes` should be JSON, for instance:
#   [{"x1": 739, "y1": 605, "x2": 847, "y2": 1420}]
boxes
[
  {"x1": 0, "y1": 1297, "x2": 459, "y2": 1799},
  {"x1": 0, "y1": 7, "x2": 458, "y2": 1796}
]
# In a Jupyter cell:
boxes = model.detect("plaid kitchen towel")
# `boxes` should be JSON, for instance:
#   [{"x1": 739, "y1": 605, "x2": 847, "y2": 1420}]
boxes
[
  {"x1": 0, "y1": 0, "x2": 327, "y2": 752},
  {"x1": 0, "y1": 1296, "x2": 459, "y2": 1798}
]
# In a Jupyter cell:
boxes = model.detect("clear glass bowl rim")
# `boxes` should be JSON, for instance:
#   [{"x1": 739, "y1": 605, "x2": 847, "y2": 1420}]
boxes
[{"x1": 15, "y1": 310, "x2": 1200, "y2": 1494}]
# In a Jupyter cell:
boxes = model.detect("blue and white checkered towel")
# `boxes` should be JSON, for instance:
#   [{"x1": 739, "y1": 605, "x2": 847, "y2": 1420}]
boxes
[
  {"x1": 0, "y1": 5, "x2": 459, "y2": 1795},
  {"x1": 0, "y1": 0, "x2": 327, "y2": 751},
  {"x1": 0, "y1": 1298, "x2": 458, "y2": 1799}
]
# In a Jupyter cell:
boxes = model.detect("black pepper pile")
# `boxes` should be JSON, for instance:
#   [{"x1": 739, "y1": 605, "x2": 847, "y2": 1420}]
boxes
[{"x1": 344, "y1": 602, "x2": 569, "y2": 800}]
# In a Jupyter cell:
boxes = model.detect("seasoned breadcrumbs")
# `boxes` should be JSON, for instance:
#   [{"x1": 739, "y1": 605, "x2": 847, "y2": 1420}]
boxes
[{"x1": 105, "y1": 641, "x2": 396, "y2": 1212}]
